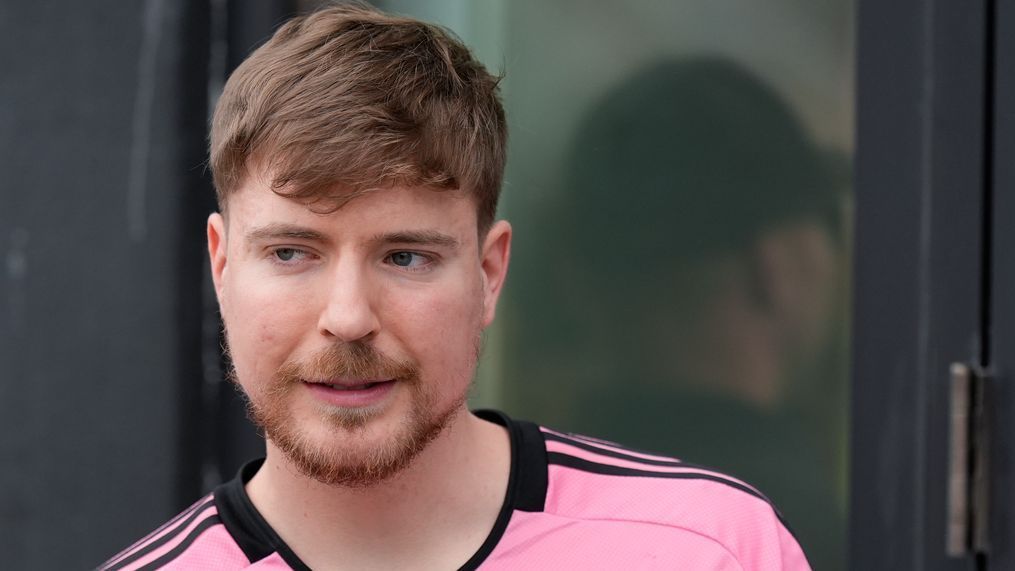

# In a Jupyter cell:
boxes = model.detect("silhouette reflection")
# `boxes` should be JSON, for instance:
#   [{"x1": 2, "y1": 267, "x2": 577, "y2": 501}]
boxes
[{"x1": 511, "y1": 57, "x2": 849, "y2": 570}]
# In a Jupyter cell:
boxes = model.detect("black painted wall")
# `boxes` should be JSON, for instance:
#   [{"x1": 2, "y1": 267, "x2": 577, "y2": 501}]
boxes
[{"x1": 0, "y1": 1, "x2": 212, "y2": 566}]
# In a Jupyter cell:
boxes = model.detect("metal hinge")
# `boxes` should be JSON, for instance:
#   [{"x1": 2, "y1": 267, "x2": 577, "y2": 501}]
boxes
[{"x1": 946, "y1": 362, "x2": 991, "y2": 556}]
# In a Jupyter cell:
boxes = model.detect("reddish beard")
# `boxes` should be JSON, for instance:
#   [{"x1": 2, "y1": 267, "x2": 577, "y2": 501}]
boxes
[{"x1": 238, "y1": 342, "x2": 465, "y2": 487}]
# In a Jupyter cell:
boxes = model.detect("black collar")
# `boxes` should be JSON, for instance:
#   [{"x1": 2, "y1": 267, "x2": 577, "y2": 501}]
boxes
[{"x1": 213, "y1": 409, "x2": 548, "y2": 570}]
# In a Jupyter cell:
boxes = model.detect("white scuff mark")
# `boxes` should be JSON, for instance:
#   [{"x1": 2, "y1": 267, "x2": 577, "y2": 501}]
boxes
[
  {"x1": 126, "y1": 0, "x2": 166, "y2": 243},
  {"x1": 5, "y1": 228, "x2": 27, "y2": 280},
  {"x1": 6, "y1": 227, "x2": 28, "y2": 331}
]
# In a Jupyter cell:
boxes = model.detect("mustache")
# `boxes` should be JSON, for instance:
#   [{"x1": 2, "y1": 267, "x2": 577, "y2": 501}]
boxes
[{"x1": 274, "y1": 342, "x2": 420, "y2": 385}]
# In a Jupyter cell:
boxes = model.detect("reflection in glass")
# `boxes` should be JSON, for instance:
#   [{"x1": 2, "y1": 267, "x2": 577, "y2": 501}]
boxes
[{"x1": 506, "y1": 59, "x2": 850, "y2": 570}]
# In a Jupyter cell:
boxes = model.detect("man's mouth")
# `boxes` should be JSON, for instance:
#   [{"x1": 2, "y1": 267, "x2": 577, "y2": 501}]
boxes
[
  {"x1": 296, "y1": 375, "x2": 399, "y2": 411},
  {"x1": 317, "y1": 380, "x2": 393, "y2": 391},
  {"x1": 300, "y1": 378, "x2": 399, "y2": 408}
]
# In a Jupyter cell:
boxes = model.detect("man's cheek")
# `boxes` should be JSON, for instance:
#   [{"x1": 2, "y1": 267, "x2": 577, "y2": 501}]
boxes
[
  {"x1": 418, "y1": 284, "x2": 480, "y2": 324},
  {"x1": 257, "y1": 319, "x2": 278, "y2": 346},
  {"x1": 226, "y1": 296, "x2": 285, "y2": 379}
]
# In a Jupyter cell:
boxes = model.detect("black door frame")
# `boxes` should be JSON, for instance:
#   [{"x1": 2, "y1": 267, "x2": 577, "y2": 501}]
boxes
[
  {"x1": 851, "y1": 0, "x2": 1005, "y2": 568},
  {"x1": 987, "y1": 0, "x2": 1014, "y2": 568}
]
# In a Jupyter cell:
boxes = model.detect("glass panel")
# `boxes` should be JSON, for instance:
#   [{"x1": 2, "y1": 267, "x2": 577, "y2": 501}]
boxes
[
  {"x1": 498, "y1": 9, "x2": 853, "y2": 571},
  {"x1": 342, "y1": 1, "x2": 852, "y2": 567},
  {"x1": 495, "y1": 5, "x2": 853, "y2": 569}
]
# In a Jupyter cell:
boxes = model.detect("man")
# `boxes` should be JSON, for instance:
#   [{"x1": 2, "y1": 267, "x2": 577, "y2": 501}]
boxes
[{"x1": 100, "y1": 5, "x2": 809, "y2": 570}]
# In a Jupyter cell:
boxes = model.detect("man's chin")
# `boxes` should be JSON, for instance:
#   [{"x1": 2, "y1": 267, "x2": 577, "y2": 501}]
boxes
[
  {"x1": 264, "y1": 402, "x2": 460, "y2": 487},
  {"x1": 278, "y1": 441, "x2": 419, "y2": 488}
]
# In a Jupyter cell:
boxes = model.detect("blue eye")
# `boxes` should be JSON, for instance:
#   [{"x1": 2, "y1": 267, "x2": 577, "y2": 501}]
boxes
[
  {"x1": 390, "y1": 252, "x2": 418, "y2": 267},
  {"x1": 274, "y1": 248, "x2": 300, "y2": 262},
  {"x1": 387, "y1": 251, "x2": 432, "y2": 271}
]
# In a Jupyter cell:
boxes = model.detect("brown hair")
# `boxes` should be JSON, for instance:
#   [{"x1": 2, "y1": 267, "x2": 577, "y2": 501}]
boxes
[{"x1": 209, "y1": 3, "x2": 507, "y2": 230}]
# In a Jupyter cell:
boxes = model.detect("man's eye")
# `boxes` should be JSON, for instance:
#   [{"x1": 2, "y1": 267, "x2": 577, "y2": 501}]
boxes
[
  {"x1": 273, "y1": 248, "x2": 304, "y2": 262},
  {"x1": 388, "y1": 251, "x2": 429, "y2": 269}
]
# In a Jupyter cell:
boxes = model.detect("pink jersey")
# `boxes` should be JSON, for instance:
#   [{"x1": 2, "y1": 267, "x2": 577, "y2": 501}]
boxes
[{"x1": 99, "y1": 410, "x2": 810, "y2": 570}]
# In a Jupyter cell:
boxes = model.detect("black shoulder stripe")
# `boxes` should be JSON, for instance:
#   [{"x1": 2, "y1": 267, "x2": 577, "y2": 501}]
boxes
[
  {"x1": 547, "y1": 452, "x2": 768, "y2": 502},
  {"x1": 547, "y1": 452, "x2": 794, "y2": 531},
  {"x1": 543, "y1": 432, "x2": 705, "y2": 469},
  {"x1": 546, "y1": 429, "x2": 709, "y2": 461},
  {"x1": 134, "y1": 514, "x2": 222, "y2": 571},
  {"x1": 101, "y1": 499, "x2": 217, "y2": 571},
  {"x1": 100, "y1": 497, "x2": 215, "y2": 570}
]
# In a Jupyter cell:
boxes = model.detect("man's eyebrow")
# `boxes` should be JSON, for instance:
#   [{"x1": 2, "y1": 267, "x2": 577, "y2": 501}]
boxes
[
  {"x1": 373, "y1": 230, "x2": 460, "y2": 249},
  {"x1": 244, "y1": 224, "x2": 327, "y2": 243}
]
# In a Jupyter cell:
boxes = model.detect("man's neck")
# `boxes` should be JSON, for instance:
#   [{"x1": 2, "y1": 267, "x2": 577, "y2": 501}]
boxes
[{"x1": 245, "y1": 409, "x2": 511, "y2": 570}]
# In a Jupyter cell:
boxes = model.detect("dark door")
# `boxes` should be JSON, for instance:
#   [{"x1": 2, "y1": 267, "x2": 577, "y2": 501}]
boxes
[{"x1": 850, "y1": 0, "x2": 1011, "y2": 568}]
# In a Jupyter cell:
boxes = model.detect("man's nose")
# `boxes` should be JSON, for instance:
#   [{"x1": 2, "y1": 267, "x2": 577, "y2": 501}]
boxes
[{"x1": 317, "y1": 261, "x2": 380, "y2": 343}]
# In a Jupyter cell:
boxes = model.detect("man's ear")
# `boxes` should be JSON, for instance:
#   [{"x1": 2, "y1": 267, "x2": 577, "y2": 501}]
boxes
[
  {"x1": 208, "y1": 212, "x2": 228, "y2": 301},
  {"x1": 479, "y1": 220, "x2": 512, "y2": 327}
]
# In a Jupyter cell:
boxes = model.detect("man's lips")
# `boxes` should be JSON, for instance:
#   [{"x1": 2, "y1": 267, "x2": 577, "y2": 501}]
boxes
[
  {"x1": 303, "y1": 379, "x2": 396, "y2": 391},
  {"x1": 301, "y1": 378, "x2": 398, "y2": 408},
  {"x1": 300, "y1": 379, "x2": 395, "y2": 405}
]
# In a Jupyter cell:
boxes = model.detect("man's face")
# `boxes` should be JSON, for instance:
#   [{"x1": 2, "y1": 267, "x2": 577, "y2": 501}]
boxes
[{"x1": 208, "y1": 174, "x2": 511, "y2": 487}]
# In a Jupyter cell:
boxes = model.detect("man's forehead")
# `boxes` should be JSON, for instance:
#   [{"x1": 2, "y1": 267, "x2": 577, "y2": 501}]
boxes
[
  {"x1": 242, "y1": 222, "x2": 461, "y2": 250},
  {"x1": 224, "y1": 180, "x2": 479, "y2": 241},
  {"x1": 228, "y1": 171, "x2": 475, "y2": 210}
]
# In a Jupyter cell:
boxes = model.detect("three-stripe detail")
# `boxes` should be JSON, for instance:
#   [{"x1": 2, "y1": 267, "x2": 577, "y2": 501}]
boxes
[
  {"x1": 542, "y1": 429, "x2": 773, "y2": 505},
  {"x1": 99, "y1": 496, "x2": 220, "y2": 570}
]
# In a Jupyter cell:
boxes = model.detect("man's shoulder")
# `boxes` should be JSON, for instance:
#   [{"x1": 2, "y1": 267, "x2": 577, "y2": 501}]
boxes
[
  {"x1": 539, "y1": 426, "x2": 776, "y2": 517},
  {"x1": 534, "y1": 425, "x2": 810, "y2": 569},
  {"x1": 96, "y1": 493, "x2": 251, "y2": 571}
]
